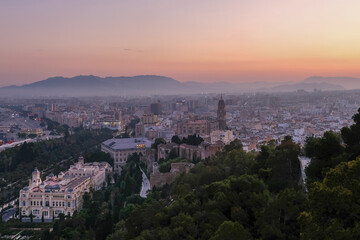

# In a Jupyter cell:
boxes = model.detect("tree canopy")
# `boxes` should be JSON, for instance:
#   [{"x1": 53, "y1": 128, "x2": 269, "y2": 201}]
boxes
[{"x1": 300, "y1": 158, "x2": 360, "y2": 239}]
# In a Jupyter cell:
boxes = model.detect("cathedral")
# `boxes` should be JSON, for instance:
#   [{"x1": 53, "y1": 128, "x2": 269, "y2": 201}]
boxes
[{"x1": 217, "y1": 95, "x2": 227, "y2": 130}]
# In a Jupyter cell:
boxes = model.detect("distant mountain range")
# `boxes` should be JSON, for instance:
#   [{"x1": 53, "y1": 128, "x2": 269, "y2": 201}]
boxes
[
  {"x1": 303, "y1": 76, "x2": 360, "y2": 89},
  {"x1": 1, "y1": 75, "x2": 359, "y2": 97}
]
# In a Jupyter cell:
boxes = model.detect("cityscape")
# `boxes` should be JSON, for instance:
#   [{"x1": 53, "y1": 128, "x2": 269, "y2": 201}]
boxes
[
  {"x1": 1, "y1": 1, "x2": 360, "y2": 239},
  {"x1": 0, "y1": 89, "x2": 359, "y2": 238},
  {"x1": 1, "y1": 90, "x2": 359, "y2": 152}
]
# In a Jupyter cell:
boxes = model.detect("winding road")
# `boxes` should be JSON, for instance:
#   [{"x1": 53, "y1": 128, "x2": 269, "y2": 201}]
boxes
[{"x1": 140, "y1": 169, "x2": 150, "y2": 198}]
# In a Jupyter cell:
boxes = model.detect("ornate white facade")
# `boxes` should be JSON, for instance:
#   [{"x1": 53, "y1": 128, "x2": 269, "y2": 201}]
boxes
[{"x1": 19, "y1": 157, "x2": 112, "y2": 222}]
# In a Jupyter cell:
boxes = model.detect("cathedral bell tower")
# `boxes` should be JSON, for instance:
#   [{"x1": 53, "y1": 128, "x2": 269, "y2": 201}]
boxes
[{"x1": 217, "y1": 95, "x2": 227, "y2": 130}]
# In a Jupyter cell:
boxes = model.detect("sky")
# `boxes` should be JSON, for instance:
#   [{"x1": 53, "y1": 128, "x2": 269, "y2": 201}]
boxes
[{"x1": 1, "y1": 0, "x2": 360, "y2": 86}]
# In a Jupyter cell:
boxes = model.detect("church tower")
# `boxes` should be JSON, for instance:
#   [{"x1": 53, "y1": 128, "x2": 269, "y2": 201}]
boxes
[
  {"x1": 78, "y1": 156, "x2": 84, "y2": 167},
  {"x1": 30, "y1": 167, "x2": 42, "y2": 187},
  {"x1": 217, "y1": 95, "x2": 227, "y2": 130}
]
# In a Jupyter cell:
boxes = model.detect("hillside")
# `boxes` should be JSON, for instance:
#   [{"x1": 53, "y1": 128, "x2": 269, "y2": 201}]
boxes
[
  {"x1": 304, "y1": 76, "x2": 360, "y2": 89},
  {"x1": 0, "y1": 75, "x2": 351, "y2": 97}
]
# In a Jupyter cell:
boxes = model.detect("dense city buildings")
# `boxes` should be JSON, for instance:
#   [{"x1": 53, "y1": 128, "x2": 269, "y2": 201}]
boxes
[
  {"x1": 18, "y1": 157, "x2": 112, "y2": 222},
  {"x1": 2, "y1": 91, "x2": 360, "y2": 152}
]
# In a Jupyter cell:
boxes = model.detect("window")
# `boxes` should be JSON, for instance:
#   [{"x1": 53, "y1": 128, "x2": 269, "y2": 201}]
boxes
[
  {"x1": 33, "y1": 209, "x2": 40, "y2": 215},
  {"x1": 68, "y1": 202, "x2": 71, "y2": 207},
  {"x1": 55, "y1": 210, "x2": 62, "y2": 215},
  {"x1": 44, "y1": 211, "x2": 48, "y2": 216},
  {"x1": 30, "y1": 201, "x2": 32, "y2": 206},
  {"x1": 22, "y1": 194, "x2": 26, "y2": 198},
  {"x1": 62, "y1": 202, "x2": 65, "y2": 207},
  {"x1": 22, "y1": 201, "x2": 25, "y2": 206},
  {"x1": 46, "y1": 201, "x2": 49, "y2": 207}
]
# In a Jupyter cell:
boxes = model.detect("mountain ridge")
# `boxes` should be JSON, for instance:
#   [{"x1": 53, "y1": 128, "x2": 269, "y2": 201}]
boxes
[
  {"x1": 0, "y1": 75, "x2": 351, "y2": 97},
  {"x1": 303, "y1": 76, "x2": 360, "y2": 89}
]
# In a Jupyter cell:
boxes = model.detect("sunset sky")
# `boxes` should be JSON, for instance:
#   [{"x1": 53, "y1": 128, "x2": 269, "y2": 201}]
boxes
[{"x1": 1, "y1": 0, "x2": 360, "y2": 86}]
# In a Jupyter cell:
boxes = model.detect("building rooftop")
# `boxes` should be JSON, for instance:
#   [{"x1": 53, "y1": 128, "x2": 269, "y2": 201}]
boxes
[
  {"x1": 66, "y1": 176, "x2": 89, "y2": 189},
  {"x1": 102, "y1": 137, "x2": 153, "y2": 151}
]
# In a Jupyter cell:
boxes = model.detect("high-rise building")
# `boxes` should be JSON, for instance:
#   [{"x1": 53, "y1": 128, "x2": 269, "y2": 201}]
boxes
[
  {"x1": 114, "y1": 111, "x2": 122, "y2": 121},
  {"x1": 135, "y1": 122, "x2": 145, "y2": 137},
  {"x1": 51, "y1": 103, "x2": 57, "y2": 112},
  {"x1": 150, "y1": 101, "x2": 162, "y2": 115},
  {"x1": 217, "y1": 96, "x2": 227, "y2": 130}
]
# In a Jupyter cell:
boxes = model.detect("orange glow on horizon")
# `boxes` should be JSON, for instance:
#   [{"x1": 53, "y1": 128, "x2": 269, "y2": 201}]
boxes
[{"x1": 1, "y1": 0, "x2": 360, "y2": 86}]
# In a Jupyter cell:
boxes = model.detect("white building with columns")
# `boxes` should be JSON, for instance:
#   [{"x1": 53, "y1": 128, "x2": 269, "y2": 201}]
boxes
[{"x1": 19, "y1": 157, "x2": 112, "y2": 222}]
